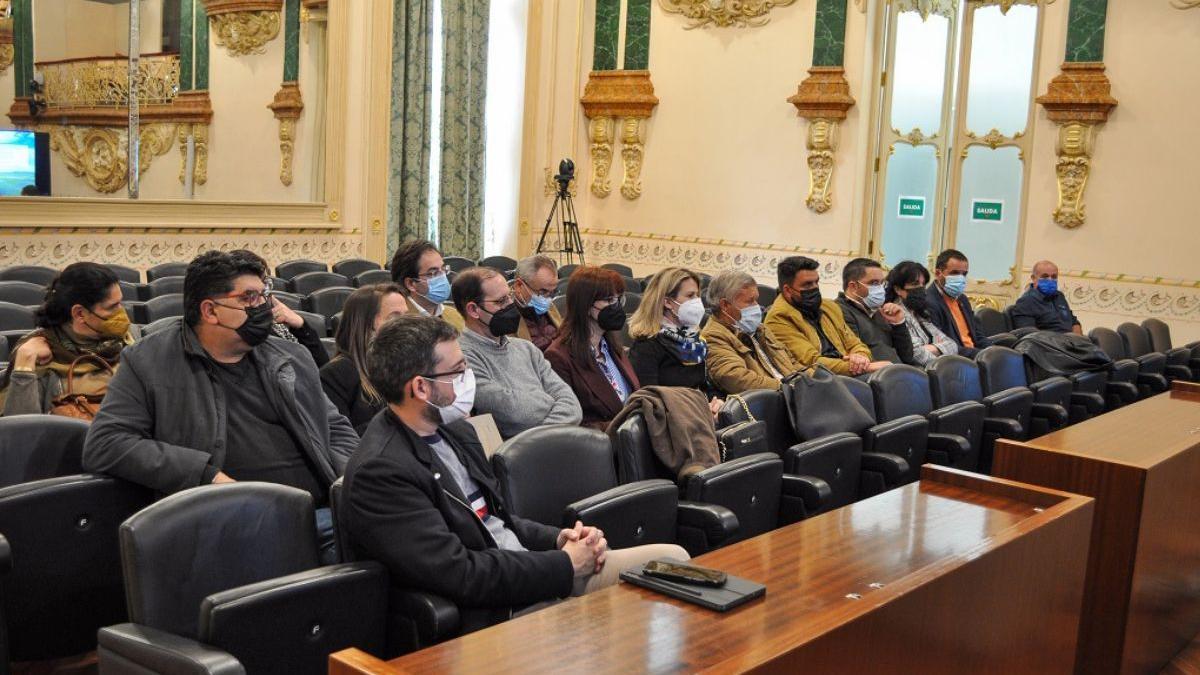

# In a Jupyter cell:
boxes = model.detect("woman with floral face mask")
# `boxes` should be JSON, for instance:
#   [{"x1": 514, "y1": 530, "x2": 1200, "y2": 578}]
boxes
[
  {"x1": 1, "y1": 262, "x2": 138, "y2": 418},
  {"x1": 627, "y1": 267, "x2": 724, "y2": 417},
  {"x1": 699, "y1": 270, "x2": 804, "y2": 396}
]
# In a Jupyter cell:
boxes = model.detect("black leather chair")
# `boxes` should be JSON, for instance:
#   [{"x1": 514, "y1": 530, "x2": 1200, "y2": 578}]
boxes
[
  {"x1": 552, "y1": 295, "x2": 567, "y2": 317},
  {"x1": 1143, "y1": 318, "x2": 1200, "y2": 379},
  {"x1": 1064, "y1": 369, "x2": 1110, "y2": 422},
  {"x1": 868, "y1": 365, "x2": 984, "y2": 472},
  {"x1": 497, "y1": 425, "x2": 737, "y2": 556},
  {"x1": 928, "y1": 355, "x2": 1031, "y2": 473},
  {"x1": 975, "y1": 307, "x2": 1012, "y2": 338},
  {"x1": 98, "y1": 483, "x2": 387, "y2": 675},
  {"x1": 1119, "y1": 322, "x2": 1192, "y2": 383},
  {"x1": 332, "y1": 258, "x2": 381, "y2": 278},
  {"x1": 558, "y1": 264, "x2": 580, "y2": 280},
  {"x1": 353, "y1": 269, "x2": 394, "y2": 287},
  {"x1": 0, "y1": 415, "x2": 90, "y2": 487},
  {"x1": 834, "y1": 376, "x2": 933, "y2": 486},
  {"x1": 143, "y1": 293, "x2": 184, "y2": 323},
  {"x1": 976, "y1": 346, "x2": 1070, "y2": 438},
  {"x1": 321, "y1": 338, "x2": 338, "y2": 359},
  {"x1": 0, "y1": 475, "x2": 152, "y2": 666},
  {"x1": 329, "y1": 478, "x2": 459, "y2": 657},
  {"x1": 0, "y1": 280, "x2": 45, "y2": 306},
  {"x1": 614, "y1": 414, "x2": 829, "y2": 538},
  {"x1": 271, "y1": 290, "x2": 305, "y2": 310},
  {"x1": 121, "y1": 300, "x2": 148, "y2": 325},
  {"x1": 1091, "y1": 327, "x2": 1167, "y2": 398},
  {"x1": 276, "y1": 259, "x2": 328, "y2": 280},
  {"x1": 601, "y1": 263, "x2": 634, "y2": 277},
  {"x1": 146, "y1": 275, "x2": 185, "y2": 298},
  {"x1": 717, "y1": 389, "x2": 798, "y2": 455},
  {"x1": 756, "y1": 284, "x2": 777, "y2": 307},
  {"x1": 104, "y1": 264, "x2": 141, "y2": 284},
  {"x1": 118, "y1": 280, "x2": 148, "y2": 302},
  {"x1": 290, "y1": 271, "x2": 352, "y2": 295},
  {"x1": 330, "y1": 312, "x2": 343, "y2": 337},
  {"x1": 478, "y1": 256, "x2": 517, "y2": 273},
  {"x1": 621, "y1": 276, "x2": 644, "y2": 293},
  {"x1": 295, "y1": 310, "x2": 330, "y2": 337},
  {"x1": 0, "y1": 266, "x2": 57, "y2": 286},
  {"x1": 443, "y1": 256, "x2": 476, "y2": 273},
  {"x1": 623, "y1": 292, "x2": 642, "y2": 316},
  {"x1": 141, "y1": 315, "x2": 182, "y2": 336},
  {"x1": 304, "y1": 287, "x2": 355, "y2": 321},
  {"x1": 145, "y1": 262, "x2": 189, "y2": 282},
  {"x1": 0, "y1": 302, "x2": 35, "y2": 331}
]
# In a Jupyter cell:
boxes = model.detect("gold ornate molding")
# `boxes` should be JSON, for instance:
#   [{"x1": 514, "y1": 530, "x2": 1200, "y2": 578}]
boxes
[
  {"x1": 896, "y1": 0, "x2": 958, "y2": 19},
  {"x1": 45, "y1": 124, "x2": 177, "y2": 194},
  {"x1": 268, "y1": 82, "x2": 304, "y2": 186},
  {"x1": 1173, "y1": 0, "x2": 1200, "y2": 7},
  {"x1": 0, "y1": 4, "x2": 13, "y2": 75},
  {"x1": 203, "y1": 0, "x2": 283, "y2": 56},
  {"x1": 659, "y1": 0, "x2": 798, "y2": 29},
  {"x1": 580, "y1": 71, "x2": 659, "y2": 201},
  {"x1": 1035, "y1": 62, "x2": 1117, "y2": 229},
  {"x1": 788, "y1": 67, "x2": 855, "y2": 214}
]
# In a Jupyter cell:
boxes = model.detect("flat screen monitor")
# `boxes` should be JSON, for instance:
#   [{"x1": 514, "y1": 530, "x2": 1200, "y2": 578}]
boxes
[{"x1": 0, "y1": 129, "x2": 51, "y2": 197}]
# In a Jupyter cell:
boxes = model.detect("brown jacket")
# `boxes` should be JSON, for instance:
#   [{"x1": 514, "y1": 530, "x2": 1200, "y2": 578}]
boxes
[
  {"x1": 699, "y1": 317, "x2": 801, "y2": 395},
  {"x1": 606, "y1": 386, "x2": 719, "y2": 479},
  {"x1": 544, "y1": 336, "x2": 640, "y2": 430},
  {"x1": 405, "y1": 296, "x2": 465, "y2": 330},
  {"x1": 764, "y1": 295, "x2": 871, "y2": 376},
  {"x1": 515, "y1": 304, "x2": 562, "y2": 345}
]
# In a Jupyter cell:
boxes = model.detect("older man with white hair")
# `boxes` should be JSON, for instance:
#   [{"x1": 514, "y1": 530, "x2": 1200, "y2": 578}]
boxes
[
  {"x1": 512, "y1": 254, "x2": 563, "y2": 351},
  {"x1": 1010, "y1": 260, "x2": 1082, "y2": 334},
  {"x1": 699, "y1": 270, "x2": 803, "y2": 395}
]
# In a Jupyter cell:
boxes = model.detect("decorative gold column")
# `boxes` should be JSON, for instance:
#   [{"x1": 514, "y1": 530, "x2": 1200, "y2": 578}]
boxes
[
  {"x1": 1035, "y1": 62, "x2": 1117, "y2": 229},
  {"x1": 268, "y1": 82, "x2": 304, "y2": 186},
  {"x1": 788, "y1": 66, "x2": 855, "y2": 214},
  {"x1": 202, "y1": 0, "x2": 283, "y2": 56},
  {"x1": 173, "y1": 90, "x2": 214, "y2": 187},
  {"x1": 580, "y1": 70, "x2": 659, "y2": 201},
  {"x1": 0, "y1": 1, "x2": 13, "y2": 76}
]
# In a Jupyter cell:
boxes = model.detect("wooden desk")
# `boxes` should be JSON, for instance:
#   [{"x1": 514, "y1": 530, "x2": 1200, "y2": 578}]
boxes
[
  {"x1": 994, "y1": 382, "x2": 1200, "y2": 675},
  {"x1": 330, "y1": 466, "x2": 1093, "y2": 674}
]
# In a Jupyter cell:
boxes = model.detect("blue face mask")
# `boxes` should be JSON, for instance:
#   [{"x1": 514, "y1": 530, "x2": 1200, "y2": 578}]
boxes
[
  {"x1": 942, "y1": 274, "x2": 967, "y2": 298},
  {"x1": 423, "y1": 272, "x2": 451, "y2": 305},
  {"x1": 527, "y1": 293, "x2": 552, "y2": 316},
  {"x1": 735, "y1": 304, "x2": 763, "y2": 334},
  {"x1": 1036, "y1": 278, "x2": 1058, "y2": 297},
  {"x1": 863, "y1": 283, "x2": 887, "y2": 311}
]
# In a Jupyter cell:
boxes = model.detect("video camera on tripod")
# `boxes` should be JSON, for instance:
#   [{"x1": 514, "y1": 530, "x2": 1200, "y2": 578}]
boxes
[{"x1": 536, "y1": 158, "x2": 586, "y2": 266}]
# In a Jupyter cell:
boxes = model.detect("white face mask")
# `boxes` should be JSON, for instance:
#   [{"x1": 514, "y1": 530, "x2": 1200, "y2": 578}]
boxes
[
  {"x1": 423, "y1": 368, "x2": 476, "y2": 425},
  {"x1": 863, "y1": 283, "x2": 887, "y2": 311},
  {"x1": 673, "y1": 297, "x2": 706, "y2": 329}
]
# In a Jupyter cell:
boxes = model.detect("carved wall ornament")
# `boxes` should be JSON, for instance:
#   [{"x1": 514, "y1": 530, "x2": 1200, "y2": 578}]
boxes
[
  {"x1": 1035, "y1": 62, "x2": 1117, "y2": 229},
  {"x1": 0, "y1": 3, "x2": 12, "y2": 76},
  {"x1": 176, "y1": 123, "x2": 210, "y2": 186},
  {"x1": 268, "y1": 82, "x2": 304, "y2": 186},
  {"x1": 788, "y1": 67, "x2": 855, "y2": 214},
  {"x1": 46, "y1": 124, "x2": 177, "y2": 194},
  {"x1": 894, "y1": 127, "x2": 937, "y2": 146},
  {"x1": 203, "y1": 0, "x2": 283, "y2": 56},
  {"x1": 659, "y1": 0, "x2": 798, "y2": 28},
  {"x1": 1174, "y1": 0, "x2": 1200, "y2": 7},
  {"x1": 895, "y1": 0, "x2": 958, "y2": 19},
  {"x1": 580, "y1": 71, "x2": 659, "y2": 200},
  {"x1": 964, "y1": 128, "x2": 1022, "y2": 150}
]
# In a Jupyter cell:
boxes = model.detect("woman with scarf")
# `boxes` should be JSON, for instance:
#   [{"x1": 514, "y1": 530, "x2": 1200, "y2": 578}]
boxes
[
  {"x1": 885, "y1": 260, "x2": 959, "y2": 369},
  {"x1": 627, "y1": 267, "x2": 724, "y2": 417},
  {"x1": 1, "y1": 262, "x2": 137, "y2": 417}
]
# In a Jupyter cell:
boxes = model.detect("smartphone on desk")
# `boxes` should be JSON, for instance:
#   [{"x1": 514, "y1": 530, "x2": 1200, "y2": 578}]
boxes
[{"x1": 643, "y1": 560, "x2": 727, "y2": 587}]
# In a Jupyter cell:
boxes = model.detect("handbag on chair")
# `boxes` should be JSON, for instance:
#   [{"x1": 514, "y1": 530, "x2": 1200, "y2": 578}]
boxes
[
  {"x1": 50, "y1": 354, "x2": 114, "y2": 422},
  {"x1": 715, "y1": 394, "x2": 770, "y2": 461},
  {"x1": 780, "y1": 366, "x2": 874, "y2": 440}
]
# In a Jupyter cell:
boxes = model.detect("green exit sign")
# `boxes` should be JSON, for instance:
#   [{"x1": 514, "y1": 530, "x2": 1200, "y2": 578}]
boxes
[
  {"x1": 971, "y1": 199, "x2": 1004, "y2": 222},
  {"x1": 898, "y1": 196, "x2": 926, "y2": 219}
]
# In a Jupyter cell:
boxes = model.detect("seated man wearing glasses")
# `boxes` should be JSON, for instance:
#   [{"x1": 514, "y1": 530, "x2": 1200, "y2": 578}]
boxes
[
  {"x1": 84, "y1": 250, "x2": 358, "y2": 563},
  {"x1": 341, "y1": 314, "x2": 686, "y2": 628},
  {"x1": 452, "y1": 267, "x2": 581, "y2": 439},
  {"x1": 512, "y1": 254, "x2": 563, "y2": 351},
  {"x1": 391, "y1": 239, "x2": 466, "y2": 330}
]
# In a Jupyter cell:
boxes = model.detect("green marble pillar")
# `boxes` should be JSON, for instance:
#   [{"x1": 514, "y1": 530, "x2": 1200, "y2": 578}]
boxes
[
  {"x1": 623, "y1": 0, "x2": 651, "y2": 70},
  {"x1": 195, "y1": 2, "x2": 209, "y2": 89},
  {"x1": 1064, "y1": 0, "x2": 1107, "y2": 63},
  {"x1": 180, "y1": 0, "x2": 194, "y2": 90},
  {"x1": 593, "y1": 0, "x2": 620, "y2": 71},
  {"x1": 12, "y1": 0, "x2": 32, "y2": 98},
  {"x1": 812, "y1": 0, "x2": 847, "y2": 67},
  {"x1": 283, "y1": 0, "x2": 300, "y2": 81}
]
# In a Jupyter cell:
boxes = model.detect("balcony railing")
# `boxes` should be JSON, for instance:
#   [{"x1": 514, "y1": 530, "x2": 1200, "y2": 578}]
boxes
[{"x1": 37, "y1": 53, "x2": 180, "y2": 109}]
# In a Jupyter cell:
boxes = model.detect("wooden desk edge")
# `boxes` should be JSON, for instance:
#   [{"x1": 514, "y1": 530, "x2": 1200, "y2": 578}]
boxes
[
  {"x1": 1171, "y1": 380, "x2": 1200, "y2": 395},
  {"x1": 920, "y1": 463, "x2": 1091, "y2": 510},
  {"x1": 330, "y1": 649, "x2": 396, "y2": 675}
]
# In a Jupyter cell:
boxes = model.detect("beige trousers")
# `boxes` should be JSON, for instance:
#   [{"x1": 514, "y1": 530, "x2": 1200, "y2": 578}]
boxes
[{"x1": 517, "y1": 543, "x2": 690, "y2": 616}]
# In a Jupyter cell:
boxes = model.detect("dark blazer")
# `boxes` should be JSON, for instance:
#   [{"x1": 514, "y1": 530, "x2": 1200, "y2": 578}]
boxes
[
  {"x1": 545, "y1": 336, "x2": 641, "y2": 430},
  {"x1": 342, "y1": 412, "x2": 573, "y2": 620},
  {"x1": 835, "y1": 293, "x2": 915, "y2": 365},
  {"x1": 320, "y1": 356, "x2": 383, "y2": 435},
  {"x1": 923, "y1": 283, "x2": 992, "y2": 357},
  {"x1": 628, "y1": 335, "x2": 707, "y2": 393}
]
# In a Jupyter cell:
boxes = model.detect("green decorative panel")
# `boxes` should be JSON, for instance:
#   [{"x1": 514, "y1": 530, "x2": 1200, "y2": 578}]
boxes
[
  {"x1": 13, "y1": 0, "x2": 33, "y2": 98},
  {"x1": 812, "y1": 0, "x2": 847, "y2": 67},
  {"x1": 180, "y1": 0, "x2": 194, "y2": 90},
  {"x1": 283, "y1": 0, "x2": 300, "y2": 81},
  {"x1": 1065, "y1": 0, "x2": 1107, "y2": 62},
  {"x1": 623, "y1": 0, "x2": 651, "y2": 70},
  {"x1": 593, "y1": 0, "x2": 620, "y2": 71},
  {"x1": 195, "y1": 2, "x2": 209, "y2": 89}
]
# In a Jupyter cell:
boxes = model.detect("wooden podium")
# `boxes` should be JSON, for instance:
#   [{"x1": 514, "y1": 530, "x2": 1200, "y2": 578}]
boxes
[
  {"x1": 330, "y1": 466, "x2": 1093, "y2": 674},
  {"x1": 994, "y1": 381, "x2": 1200, "y2": 675}
]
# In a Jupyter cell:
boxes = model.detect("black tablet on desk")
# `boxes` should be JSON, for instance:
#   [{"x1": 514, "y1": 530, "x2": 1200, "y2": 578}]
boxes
[{"x1": 620, "y1": 566, "x2": 766, "y2": 612}]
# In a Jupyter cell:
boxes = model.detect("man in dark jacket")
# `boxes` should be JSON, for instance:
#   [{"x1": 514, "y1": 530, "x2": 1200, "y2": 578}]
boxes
[
  {"x1": 84, "y1": 251, "x2": 358, "y2": 561},
  {"x1": 342, "y1": 315, "x2": 685, "y2": 623},
  {"x1": 836, "y1": 257, "x2": 914, "y2": 365},
  {"x1": 924, "y1": 249, "x2": 991, "y2": 358},
  {"x1": 1010, "y1": 260, "x2": 1082, "y2": 334}
]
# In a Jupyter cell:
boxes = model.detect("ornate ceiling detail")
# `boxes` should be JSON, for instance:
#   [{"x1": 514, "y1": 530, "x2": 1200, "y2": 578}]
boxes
[
  {"x1": 658, "y1": 0, "x2": 798, "y2": 29},
  {"x1": 203, "y1": 0, "x2": 283, "y2": 56}
]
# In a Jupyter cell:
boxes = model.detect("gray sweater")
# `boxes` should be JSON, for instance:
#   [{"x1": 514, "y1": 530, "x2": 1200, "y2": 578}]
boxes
[{"x1": 459, "y1": 328, "x2": 582, "y2": 438}]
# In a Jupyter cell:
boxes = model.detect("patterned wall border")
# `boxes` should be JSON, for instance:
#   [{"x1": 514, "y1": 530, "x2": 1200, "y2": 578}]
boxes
[{"x1": 0, "y1": 232, "x2": 363, "y2": 271}]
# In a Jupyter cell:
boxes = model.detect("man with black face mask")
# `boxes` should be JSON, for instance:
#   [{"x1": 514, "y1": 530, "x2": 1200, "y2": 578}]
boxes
[
  {"x1": 85, "y1": 250, "x2": 358, "y2": 563},
  {"x1": 764, "y1": 256, "x2": 890, "y2": 377},
  {"x1": 453, "y1": 267, "x2": 582, "y2": 439}
]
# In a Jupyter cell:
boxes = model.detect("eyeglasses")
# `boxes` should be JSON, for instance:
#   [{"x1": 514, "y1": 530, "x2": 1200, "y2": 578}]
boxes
[
  {"x1": 213, "y1": 279, "x2": 273, "y2": 307},
  {"x1": 859, "y1": 280, "x2": 888, "y2": 289},
  {"x1": 415, "y1": 265, "x2": 451, "y2": 281},
  {"x1": 421, "y1": 369, "x2": 468, "y2": 386},
  {"x1": 480, "y1": 293, "x2": 514, "y2": 309},
  {"x1": 598, "y1": 294, "x2": 626, "y2": 308}
]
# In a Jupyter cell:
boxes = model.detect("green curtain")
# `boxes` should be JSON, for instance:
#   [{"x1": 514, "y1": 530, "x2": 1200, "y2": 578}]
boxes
[
  {"x1": 387, "y1": 0, "x2": 434, "y2": 254},
  {"x1": 437, "y1": 0, "x2": 490, "y2": 260}
]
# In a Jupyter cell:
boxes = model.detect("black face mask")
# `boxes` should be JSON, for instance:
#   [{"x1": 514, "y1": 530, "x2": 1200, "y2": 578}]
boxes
[
  {"x1": 793, "y1": 287, "x2": 823, "y2": 320},
  {"x1": 597, "y1": 303, "x2": 627, "y2": 331},
  {"x1": 902, "y1": 292, "x2": 929, "y2": 317},
  {"x1": 484, "y1": 302, "x2": 522, "y2": 337},
  {"x1": 234, "y1": 302, "x2": 275, "y2": 347}
]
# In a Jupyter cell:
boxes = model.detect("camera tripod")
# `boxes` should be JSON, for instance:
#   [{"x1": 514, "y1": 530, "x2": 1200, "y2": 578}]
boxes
[{"x1": 536, "y1": 159, "x2": 586, "y2": 267}]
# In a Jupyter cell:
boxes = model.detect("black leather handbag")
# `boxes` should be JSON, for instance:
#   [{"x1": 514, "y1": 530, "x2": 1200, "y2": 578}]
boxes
[
  {"x1": 715, "y1": 420, "x2": 769, "y2": 462},
  {"x1": 780, "y1": 366, "x2": 874, "y2": 440}
]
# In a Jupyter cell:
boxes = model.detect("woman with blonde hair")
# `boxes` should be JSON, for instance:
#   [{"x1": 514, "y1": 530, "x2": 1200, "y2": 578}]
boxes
[{"x1": 627, "y1": 267, "x2": 722, "y2": 415}]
